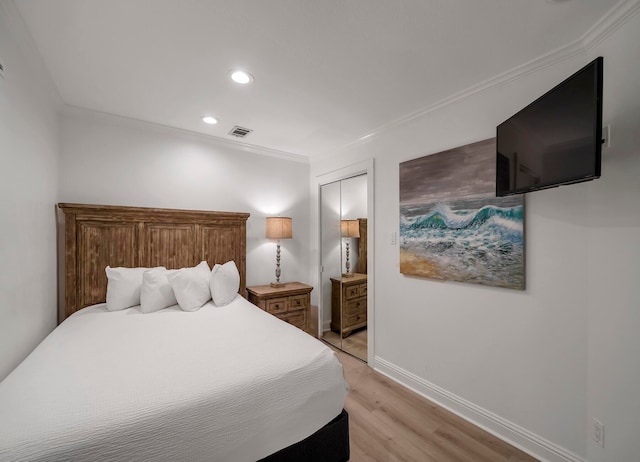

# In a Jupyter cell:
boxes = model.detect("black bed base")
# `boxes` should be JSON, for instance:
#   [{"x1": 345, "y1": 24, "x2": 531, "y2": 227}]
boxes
[{"x1": 258, "y1": 409, "x2": 350, "y2": 462}]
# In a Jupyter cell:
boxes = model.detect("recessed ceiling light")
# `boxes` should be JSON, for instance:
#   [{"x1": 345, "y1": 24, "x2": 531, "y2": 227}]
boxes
[
  {"x1": 202, "y1": 116, "x2": 219, "y2": 125},
  {"x1": 230, "y1": 70, "x2": 253, "y2": 85}
]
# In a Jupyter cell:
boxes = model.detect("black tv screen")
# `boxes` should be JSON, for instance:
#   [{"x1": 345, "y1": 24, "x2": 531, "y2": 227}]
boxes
[{"x1": 496, "y1": 57, "x2": 603, "y2": 196}]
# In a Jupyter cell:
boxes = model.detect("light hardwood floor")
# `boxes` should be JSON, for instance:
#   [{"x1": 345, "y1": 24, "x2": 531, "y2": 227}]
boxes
[
  {"x1": 331, "y1": 347, "x2": 539, "y2": 462},
  {"x1": 323, "y1": 328, "x2": 367, "y2": 361}
]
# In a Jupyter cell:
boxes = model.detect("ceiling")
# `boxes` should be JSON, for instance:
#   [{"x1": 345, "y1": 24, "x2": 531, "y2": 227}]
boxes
[{"x1": 14, "y1": 0, "x2": 621, "y2": 159}]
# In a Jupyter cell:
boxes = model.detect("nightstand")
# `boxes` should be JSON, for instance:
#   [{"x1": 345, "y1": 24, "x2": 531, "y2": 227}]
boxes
[
  {"x1": 331, "y1": 273, "x2": 367, "y2": 338},
  {"x1": 246, "y1": 282, "x2": 313, "y2": 333}
]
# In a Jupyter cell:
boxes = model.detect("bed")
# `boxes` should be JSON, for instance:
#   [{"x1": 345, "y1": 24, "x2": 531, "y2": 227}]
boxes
[{"x1": 0, "y1": 203, "x2": 350, "y2": 462}]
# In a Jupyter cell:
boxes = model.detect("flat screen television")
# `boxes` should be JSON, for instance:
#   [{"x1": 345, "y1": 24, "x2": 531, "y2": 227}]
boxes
[{"x1": 496, "y1": 57, "x2": 603, "y2": 196}]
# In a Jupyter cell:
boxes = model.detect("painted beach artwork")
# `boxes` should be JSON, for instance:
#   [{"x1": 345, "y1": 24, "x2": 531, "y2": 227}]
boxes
[{"x1": 399, "y1": 138, "x2": 525, "y2": 290}]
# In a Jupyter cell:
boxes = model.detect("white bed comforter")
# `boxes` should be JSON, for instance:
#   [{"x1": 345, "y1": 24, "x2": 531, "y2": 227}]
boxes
[{"x1": 0, "y1": 297, "x2": 348, "y2": 462}]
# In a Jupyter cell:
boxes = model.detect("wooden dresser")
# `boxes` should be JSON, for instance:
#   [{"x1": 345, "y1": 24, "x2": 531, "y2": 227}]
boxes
[
  {"x1": 246, "y1": 282, "x2": 312, "y2": 333},
  {"x1": 330, "y1": 273, "x2": 367, "y2": 338}
]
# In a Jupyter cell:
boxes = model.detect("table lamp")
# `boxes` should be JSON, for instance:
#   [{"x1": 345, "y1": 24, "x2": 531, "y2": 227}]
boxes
[
  {"x1": 341, "y1": 219, "x2": 360, "y2": 277},
  {"x1": 266, "y1": 216, "x2": 292, "y2": 287}
]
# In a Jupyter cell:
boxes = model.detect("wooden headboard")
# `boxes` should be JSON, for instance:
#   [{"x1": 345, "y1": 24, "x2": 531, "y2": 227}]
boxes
[{"x1": 58, "y1": 203, "x2": 250, "y2": 321}]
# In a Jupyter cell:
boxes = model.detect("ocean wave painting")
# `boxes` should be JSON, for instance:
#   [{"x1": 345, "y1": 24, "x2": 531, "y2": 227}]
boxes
[
  {"x1": 400, "y1": 195, "x2": 524, "y2": 289},
  {"x1": 399, "y1": 138, "x2": 525, "y2": 290}
]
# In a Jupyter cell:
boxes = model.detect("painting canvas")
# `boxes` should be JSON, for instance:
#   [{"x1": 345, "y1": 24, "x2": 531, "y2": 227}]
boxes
[{"x1": 399, "y1": 138, "x2": 525, "y2": 290}]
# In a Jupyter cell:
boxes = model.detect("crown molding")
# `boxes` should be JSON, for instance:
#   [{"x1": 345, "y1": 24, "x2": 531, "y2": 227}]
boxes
[
  {"x1": 62, "y1": 105, "x2": 309, "y2": 164},
  {"x1": 332, "y1": 0, "x2": 640, "y2": 156},
  {"x1": 580, "y1": 0, "x2": 640, "y2": 50}
]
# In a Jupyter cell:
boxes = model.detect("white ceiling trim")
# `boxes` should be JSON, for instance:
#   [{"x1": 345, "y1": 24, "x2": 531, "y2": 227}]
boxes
[
  {"x1": 328, "y1": 0, "x2": 640, "y2": 158},
  {"x1": 581, "y1": 0, "x2": 640, "y2": 50},
  {"x1": 62, "y1": 105, "x2": 310, "y2": 164}
]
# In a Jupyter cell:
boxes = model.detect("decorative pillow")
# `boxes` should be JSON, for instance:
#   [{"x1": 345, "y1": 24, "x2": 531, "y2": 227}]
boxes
[
  {"x1": 167, "y1": 261, "x2": 212, "y2": 312},
  {"x1": 105, "y1": 266, "x2": 156, "y2": 311},
  {"x1": 210, "y1": 260, "x2": 240, "y2": 306},
  {"x1": 140, "y1": 268, "x2": 178, "y2": 314}
]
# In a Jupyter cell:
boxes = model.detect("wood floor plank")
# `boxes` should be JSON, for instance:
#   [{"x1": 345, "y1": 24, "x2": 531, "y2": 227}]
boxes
[
  {"x1": 508, "y1": 451, "x2": 542, "y2": 462},
  {"x1": 329, "y1": 347, "x2": 540, "y2": 462},
  {"x1": 430, "y1": 405, "x2": 538, "y2": 461},
  {"x1": 369, "y1": 407, "x2": 473, "y2": 462},
  {"x1": 434, "y1": 422, "x2": 511, "y2": 462}
]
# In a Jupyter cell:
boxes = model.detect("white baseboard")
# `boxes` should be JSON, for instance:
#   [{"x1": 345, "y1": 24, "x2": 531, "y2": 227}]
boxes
[{"x1": 373, "y1": 356, "x2": 585, "y2": 462}]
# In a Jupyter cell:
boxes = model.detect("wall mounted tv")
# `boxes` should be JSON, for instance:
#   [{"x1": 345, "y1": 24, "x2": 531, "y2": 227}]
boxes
[{"x1": 496, "y1": 57, "x2": 603, "y2": 196}]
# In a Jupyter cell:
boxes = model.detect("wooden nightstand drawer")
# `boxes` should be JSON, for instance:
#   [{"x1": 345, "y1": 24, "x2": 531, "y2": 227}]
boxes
[
  {"x1": 279, "y1": 310, "x2": 306, "y2": 330},
  {"x1": 345, "y1": 298, "x2": 366, "y2": 315},
  {"x1": 266, "y1": 297, "x2": 288, "y2": 314},
  {"x1": 345, "y1": 312, "x2": 366, "y2": 328},
  {"x1": 345, "y1": 285, "x2": 360, "y2": 299},
  {"x1": 289, "y1": 294, "x2": 308, "y2": 310},
  {"x1": 358, "y1": 283, "x2": 367, "y2": 297}
]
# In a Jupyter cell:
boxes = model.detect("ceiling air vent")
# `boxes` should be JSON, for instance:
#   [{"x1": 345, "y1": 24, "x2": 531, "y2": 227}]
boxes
[{"x1": 228, "y1": 126, "x2": 253, "y2": 138}]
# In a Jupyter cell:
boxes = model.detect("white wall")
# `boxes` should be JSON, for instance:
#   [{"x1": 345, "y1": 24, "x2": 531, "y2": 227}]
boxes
[
  {"x1": 0, "y1": 1, "x2": 60, "y2": 380},
  {"x1": 586, "y1": 10, "x2": 640, "y2": 462},
  {"x1": 59, "y1": 109, "x2": 311, "y2": 288},
  {"x1": 340, "y1": 174, "x2": 368, "y2": 220},
  {"x1": 310, "y1": 9, "x2": 640, "y2": 462}
]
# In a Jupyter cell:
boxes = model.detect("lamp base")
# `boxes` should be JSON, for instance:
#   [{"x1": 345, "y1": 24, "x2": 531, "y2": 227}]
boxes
[
  {"x1": 270, "y1": 282, "x2": 286, "y2": 288},
  {"x1": 342, "y1": 272, "x2": 355, "y2": 278}
]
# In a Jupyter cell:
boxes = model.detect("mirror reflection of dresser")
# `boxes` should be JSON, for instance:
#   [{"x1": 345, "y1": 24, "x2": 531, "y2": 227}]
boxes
[
  {"x1": 319, "y1": 173, "x2": 369, "y2": 362},
  {"x1": 331, "y1": 273, "x2": 367, "y2": 338}
]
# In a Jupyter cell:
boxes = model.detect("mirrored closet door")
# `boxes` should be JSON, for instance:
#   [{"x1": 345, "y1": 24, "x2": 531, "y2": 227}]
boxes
[{"x1": 320, "y1": 174, "x2": 368, "y2": 361}]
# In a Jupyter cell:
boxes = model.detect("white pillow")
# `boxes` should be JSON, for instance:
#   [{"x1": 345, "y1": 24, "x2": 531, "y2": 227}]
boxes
[
  {"x1": 210, "y1": 260, "x2": 240, "y2": 306},
  {"x1": 105, "y1": 266, "x2": 155, "y2": 311},
  {"x1": 140, "y1": 268, "x2": 178, "y2": 313},
  {"x1": 167, "y1": 261, "x2": 212, "y2": 312}
]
